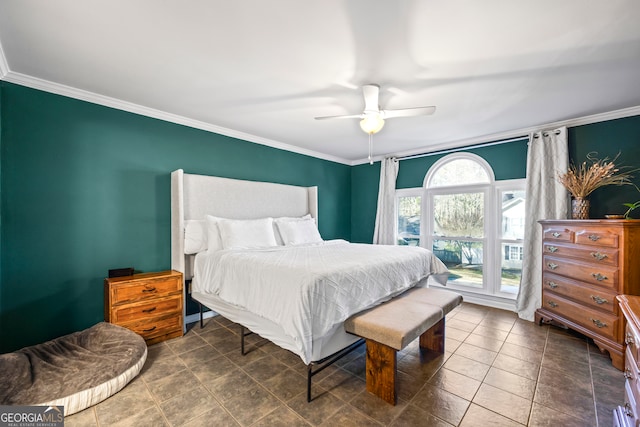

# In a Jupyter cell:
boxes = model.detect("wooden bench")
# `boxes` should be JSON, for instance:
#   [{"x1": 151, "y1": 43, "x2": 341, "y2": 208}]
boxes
[{"x1": 344, "y1": 287, "x2": 463, "y2": 405}]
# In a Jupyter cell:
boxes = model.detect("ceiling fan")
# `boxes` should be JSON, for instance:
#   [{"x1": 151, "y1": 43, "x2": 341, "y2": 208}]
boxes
[{"x1": 315, "y1": 84, "x2": 436, "y2": 163}]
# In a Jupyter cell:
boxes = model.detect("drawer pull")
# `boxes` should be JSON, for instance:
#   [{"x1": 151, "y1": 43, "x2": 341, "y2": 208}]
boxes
[
  {"x1": 547, "y1": 281, "x2": 559, "y2": 289},
  {"x1": 624, "y1": 369, "x2": 634, "y2": 380},
  {"x1": 588, "y1": 234, "x2": 601, "y2": 242},
  {"x1": 552, "y1": 232, "x2": 561, "y2": 238},
  {"x1": 591, "y1": 318, "x2": 607, "y2": 328},
  {"x1": 547, "y1": 262, "x2": 558, "y2": 270},
  {"x1": 591, "y1": 273, "x2": 607, "y2": 281},
  {"x1": 142, "y1": 287, "x2": 157, "y2": 293},
  {"x1": 590, "y1": 295, "x2": 608, "y2": 305},
  {"x1": 624, "y1": 402, "x2": 633, "y2": 417},
  {"x1": 626, "y1": 332, "x2": 635, "y2": 345},
  {"x1": 547, "y1": 246, "x2": 558, "y2": 253},
  {"x1": 547, "y1": 301, "x2": 558, "y2": 308},
  {"x1": 142, "y1": 307, "x2": 157, "y2": 313},
  {"x1": 590, "y1": 252, "x2": 608, "y2": 261},
  {"x1": 142, "y1": 326, "x2": 157, "y2": 332}
]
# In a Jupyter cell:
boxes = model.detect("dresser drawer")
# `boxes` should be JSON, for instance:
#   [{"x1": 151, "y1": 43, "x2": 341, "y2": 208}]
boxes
[
  {"x1": 626, "y1": 321, "x2": 640, "y2": 370},
  {"x1": 542, "y1": 292, "x2": 619, "y2": 341},
  {"x1": 111, "y1": 276, "x2": 181, "y2": 304},
  {"x1": 575, "y1": 228, "x2": 619, "y2": 248},
  {"x1": 111, "y1": 295, "x2": 182, "y2": 323},
  {"x1": 543, "y1": 256, "x2": 618, "y2": 289},
  {"x1": 122, "y1": 313, "x2": 183, "y2": 341},
  {"x1": 542, "y1": 242, "x2": 618, "y2": 266},
  {"x1": 543, "y1": 227, "x2": 574, "y2": 242},
  {"x1": 625, "y1": 345, "x2": 640, "y2": 404},
  {"x1": 543, "y1": 273, "x2": 617, "y2": 314}
]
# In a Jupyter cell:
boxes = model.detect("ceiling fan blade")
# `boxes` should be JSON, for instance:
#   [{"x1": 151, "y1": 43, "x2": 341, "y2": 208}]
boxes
[
  {"x1": 314, "y1": 114, "x2": 363, "y2": 120},
  {"x1": 382, "y1": 106, "x2": 436, "y2": 118},
  {"x1": 362, "y1": 84, "x2": 380, "y2": 112}
]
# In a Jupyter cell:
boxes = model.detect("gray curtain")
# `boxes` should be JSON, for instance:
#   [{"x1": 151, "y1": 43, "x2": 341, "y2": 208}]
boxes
[
  {"x1": 516, "y1": 127, "x2": 569, "y2": 321},
  {"x1": 373, "y1": 157, "x2": 399, "y2": 245}
]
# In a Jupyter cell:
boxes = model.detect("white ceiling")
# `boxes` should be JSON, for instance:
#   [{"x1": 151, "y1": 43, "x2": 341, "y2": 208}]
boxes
[{"x1": 1, "y1": 0, "x2": 640, "y2": 165}]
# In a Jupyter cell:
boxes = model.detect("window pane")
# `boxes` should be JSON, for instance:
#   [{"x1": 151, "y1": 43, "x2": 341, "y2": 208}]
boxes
[
  {"x1": 397, "y1": 195, "x2": 421, "y2": 246},
  {"x1": 429, "y1": 159, "x2": 490, "y2": 187},
  {"x1": 433, "y1": 193, "x2": 484, "y2": 238},
  {"x1": 500, "y1": 243, "x2": 522, "y2": 294},
  {"x1": 502, "y1": 190, "x2": 526, "y2": 240},
  {"x1": 433, "y1": 239, "x2": 483, "y2": 288}
]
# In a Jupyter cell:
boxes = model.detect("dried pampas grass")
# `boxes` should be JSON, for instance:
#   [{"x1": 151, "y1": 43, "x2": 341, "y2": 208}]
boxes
[{"x1": 558, "y1": 152, "x2": 635, "y2": 198}]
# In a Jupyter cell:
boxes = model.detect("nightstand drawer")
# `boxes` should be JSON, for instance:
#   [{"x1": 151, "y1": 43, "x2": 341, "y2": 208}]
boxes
[
  {"x1": 111, "y1": 276, "x2": 181, "y2": 304},
  {"x1": 111, "y1": 295, "x2": 182, "y2": 323},
  {"x1": 123, "y1": 313, "x2": 182, "y2": 341}
]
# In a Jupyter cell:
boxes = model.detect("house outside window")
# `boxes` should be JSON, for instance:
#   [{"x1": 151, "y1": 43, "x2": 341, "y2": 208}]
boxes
[{"x1": 395, "y1": 153, "x2": 525, "y2": 302}]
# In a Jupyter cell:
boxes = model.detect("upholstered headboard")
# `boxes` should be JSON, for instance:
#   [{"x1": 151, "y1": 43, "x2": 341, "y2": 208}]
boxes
[{"x1": 170, "y1": 169, "x2": 318, "y2": 279}]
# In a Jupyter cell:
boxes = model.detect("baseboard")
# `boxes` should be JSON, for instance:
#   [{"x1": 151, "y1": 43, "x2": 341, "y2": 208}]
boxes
[{"x1": 185, "y1": 310, "x2": 218, "y2": 326}]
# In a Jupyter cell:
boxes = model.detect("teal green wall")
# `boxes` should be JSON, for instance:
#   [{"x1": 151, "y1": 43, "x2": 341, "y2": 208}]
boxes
[
  {"x1": 0, "y1": 82, "x2": 351, "y2": 352},
  {"x1": 568, "y1": 117, "x2": 640, "y2": 218}
]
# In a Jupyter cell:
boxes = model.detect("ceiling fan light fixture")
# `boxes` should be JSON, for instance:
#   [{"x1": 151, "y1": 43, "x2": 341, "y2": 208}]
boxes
[{"x1": 359, "y1": 113, "x2": 385, "y2": 134}]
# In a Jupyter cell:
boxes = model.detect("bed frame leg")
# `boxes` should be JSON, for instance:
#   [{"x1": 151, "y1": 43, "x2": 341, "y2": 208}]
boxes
[
  {"x1": 307, "y1": 365, "x2": 313, "y2": 402},
  {"x1": 198, "y1": 302, "x2": 204, "y2": 329}
]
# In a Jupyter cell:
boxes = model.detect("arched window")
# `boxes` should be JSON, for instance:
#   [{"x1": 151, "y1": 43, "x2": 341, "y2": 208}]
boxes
[{"x1": 396, "y1": 153, "x2": 525, "y2": 302}]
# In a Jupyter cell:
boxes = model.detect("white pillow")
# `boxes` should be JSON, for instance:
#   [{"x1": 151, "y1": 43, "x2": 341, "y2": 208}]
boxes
[
  {"x1": 218, "y1": 217, "x2": 278, "y2": 249},
  {"x1": 276, "y1": 218, "x2": 323, "y2": 245},
  {"x1": 205, "y1": 215, "x2": 225, "y2": 253},
  {"x1": 184, "y1": 220, "x2": 208, "y2": 254},
  {"x1": 273, "y1": 214, "x2": 312, "y2": 245}
]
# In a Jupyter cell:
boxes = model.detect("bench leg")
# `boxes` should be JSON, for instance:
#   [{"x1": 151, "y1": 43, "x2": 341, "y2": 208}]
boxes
[
  {"x1": 365, "y1": 339, "x2": 397, "y2": 405},
  {"x1": 419, "y1": 318, "x2": 445, "y2": 353}
]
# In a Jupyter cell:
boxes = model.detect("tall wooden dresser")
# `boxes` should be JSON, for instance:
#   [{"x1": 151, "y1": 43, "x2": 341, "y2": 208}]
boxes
[
  {"x1": 535, "y1": 220, "x2": 640, "y2": 370},
  {"x1": 615, "y1": 295, "x2": 640, "y2": 426}
]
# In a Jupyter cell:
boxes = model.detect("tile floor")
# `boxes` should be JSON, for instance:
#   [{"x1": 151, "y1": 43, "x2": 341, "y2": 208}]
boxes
[{"x1": 67, "y1": 303, "x2": 624, "y2": 426}]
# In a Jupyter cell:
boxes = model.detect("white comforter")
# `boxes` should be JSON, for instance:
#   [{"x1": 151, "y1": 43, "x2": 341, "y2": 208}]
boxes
[{"x1": 192, "y1": 240, "x2": 448, "y2": 363}]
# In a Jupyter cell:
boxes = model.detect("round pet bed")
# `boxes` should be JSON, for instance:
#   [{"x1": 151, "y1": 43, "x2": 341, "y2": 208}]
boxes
[{"x1": 0, "y1": 322, "x2": 147, "y2": 415}]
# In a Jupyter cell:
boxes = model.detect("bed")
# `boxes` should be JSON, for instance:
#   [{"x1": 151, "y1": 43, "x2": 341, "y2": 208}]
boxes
[{"x1": 170, "y1": 170, "x2": 448, "y2": 389}]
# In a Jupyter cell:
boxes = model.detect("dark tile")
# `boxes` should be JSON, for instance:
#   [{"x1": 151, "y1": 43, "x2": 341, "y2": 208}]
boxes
[
  {"x1": 166, "y1": 334, "x2": 208, "y2": 354},
  {"x1": 492, "y1": 353, "x2": 540, "y2": 381},
  {"x1": 203, "y1": 368, "x2": 259, "y2": 402},
  {"x1": 317, "y1": 368, "x2": 365, "y2": 403},
  {"x1": 287, "y1": 388, "x2": 344, "y2": 426},
  {"x1": 159, "y1": 386, "x2": 219, "y2": 426},
  {"x1": 454, "y1": 342, "x2": 498, "y2": 365},
  {"x1": 146, "y1": 369, "x2": 202, "y2": 402},
  {"x1": 428, "y1": 367, "x2": 482, "y2": 400},
  {"x1": 472, "y1": 383, "x2": 532, "y2": 424},
  {"x1": 95, "y1": 380, "x2": 156, "y2": 425},
  {"x1": 534, "y1": 382, "x2": 595, "y2": 423},
  {"x1": 349, "y1": 390, "x2": 409, "y2": 425},
  {"x1": 319, "y1": 404, "x2": 382, "y2": 426},
  {"x1": 222, "y1": 387, "x2": 281, "y2": 426},
  {"x1": 483, "y1": 367, "x2": 536, "y2": 400},
  {"x1": 411, "y1": 384, "x2": 470, "y2": 425},
  {"x1": 464, "y1": 334, "x2": 504, "y2": 352},
  {"x1": 390, "y1": 404, "x2": 453, "y2": 427},
  {"x1": 253, "y1": 406, "x2": 310, "y2": 427},
  {"x1": 528, "y1": 402, "x2": 590, "y2": 427},
  {"x1": 243, "y1": 354, "x2": 289, "y2": 382},
  {"x1": 182, "y1": 408, "x2": 239, "y2": 427},
  {"x1": 459, "y1": 403, "x2": 523, "y2": 427},
  {"x1": 262, "y1": 368, "x2": 309, "y2": 402},
  {"x1": 443, "y1": 354, "x2": 490, "y2": 382},
  {"x1": 472, "y1": 325, "x2": 510, "y2": 341},
  {"x1": 505, "y1": 331, "x2": 547, "y2": 352},
  {"x1": 499, "y1": 342, "x2": 544, "y2": 365}
]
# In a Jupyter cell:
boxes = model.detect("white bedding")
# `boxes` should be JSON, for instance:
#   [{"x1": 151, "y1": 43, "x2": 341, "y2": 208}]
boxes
[{"x1": 192, "y1": 240, "x2": 448, "y2": 364}]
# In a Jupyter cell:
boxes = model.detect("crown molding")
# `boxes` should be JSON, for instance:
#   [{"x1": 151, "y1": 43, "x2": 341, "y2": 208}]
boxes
[
  {"x1": 351, "y1": 105, "x2": 640, "y2": 166},
  {"x1": 1, "y1": 71, "x2": 352, "y2": 166}
]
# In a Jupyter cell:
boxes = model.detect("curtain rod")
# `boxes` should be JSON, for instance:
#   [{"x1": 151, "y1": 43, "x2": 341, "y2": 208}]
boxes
[{"x1": 397, "y1": 135, "x2": 529, "y2": 161}]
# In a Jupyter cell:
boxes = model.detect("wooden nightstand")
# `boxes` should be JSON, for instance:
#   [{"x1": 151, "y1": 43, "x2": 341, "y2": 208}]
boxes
[{"x1": 104, "y1": 270, "x2": 183, "y2": 345}]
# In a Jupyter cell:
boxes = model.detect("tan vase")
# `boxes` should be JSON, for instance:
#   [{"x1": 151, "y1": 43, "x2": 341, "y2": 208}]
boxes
[{"x1": 572, "y1": 197, "x2": 590, "y2": 219}]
